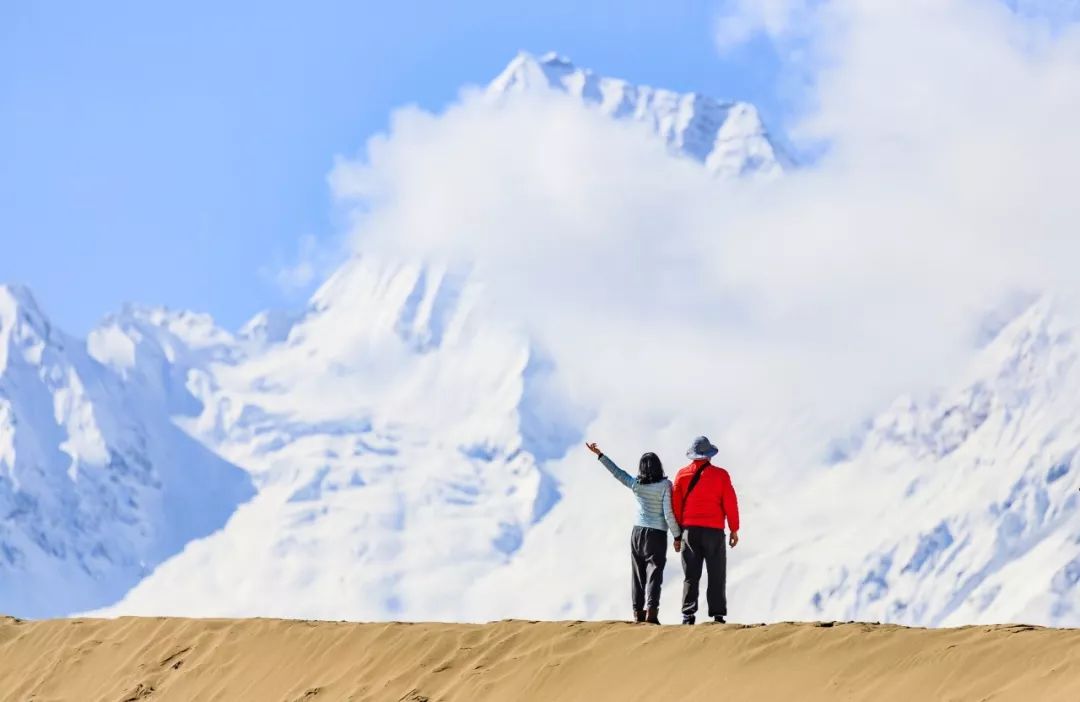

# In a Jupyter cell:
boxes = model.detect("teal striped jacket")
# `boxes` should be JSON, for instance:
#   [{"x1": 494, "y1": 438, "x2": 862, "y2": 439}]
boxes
[{"x1": 598, "y1": 454, "x2": 681, "y2": 538}]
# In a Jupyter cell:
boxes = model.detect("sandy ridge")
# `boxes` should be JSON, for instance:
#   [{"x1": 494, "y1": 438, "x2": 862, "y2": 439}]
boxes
[{"x1": 1, "y1": 617, "x2": 1078, "y2": 701}]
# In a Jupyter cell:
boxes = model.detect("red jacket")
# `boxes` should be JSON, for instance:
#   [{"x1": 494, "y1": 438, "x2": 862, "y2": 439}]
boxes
[{"x1": 672, "y1": 459, "x2": 740, "y2": 532}]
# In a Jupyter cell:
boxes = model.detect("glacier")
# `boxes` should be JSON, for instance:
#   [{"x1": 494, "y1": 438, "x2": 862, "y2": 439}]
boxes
[{"x1": 3, "y1": 54, "x2": 1079, "y2": 627}]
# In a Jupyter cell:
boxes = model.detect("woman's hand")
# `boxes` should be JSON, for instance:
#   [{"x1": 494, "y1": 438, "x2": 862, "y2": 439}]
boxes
[
  {"x1": 585, "y1": 442, "x2": 602, "y2": 456},
  {"x1": 729, "y1": 531, "x2": 739, "y2": 548},
  {"x1": 673, "y1": 538, "x2": 682, "y2": 553}
]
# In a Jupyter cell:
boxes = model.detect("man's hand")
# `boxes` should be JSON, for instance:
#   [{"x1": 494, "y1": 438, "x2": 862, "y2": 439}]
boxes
[
  {"x1": 729, "y1": 531, "x2": 739, "y2": 548},
  {"x1": 673, "y1": 538, "x2": 682, "y2": 553},
  {"x1": 585, "y1": 442, "x2": 602, "y2": 456}
]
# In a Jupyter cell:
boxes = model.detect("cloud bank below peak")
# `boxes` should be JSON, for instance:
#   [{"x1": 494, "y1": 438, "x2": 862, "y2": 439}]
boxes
[{"x1": 329, "y1": 14, "x2": 1080, "y2": 471}]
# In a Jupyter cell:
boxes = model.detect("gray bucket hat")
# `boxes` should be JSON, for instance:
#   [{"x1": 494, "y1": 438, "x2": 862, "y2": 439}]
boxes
[{"x1": 686, "y1": 435, "x2": 719, "y2": 460}]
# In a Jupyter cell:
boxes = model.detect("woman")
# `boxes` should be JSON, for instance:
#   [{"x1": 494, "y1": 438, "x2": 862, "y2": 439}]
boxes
[{"x1": 586, "y1": 441, "x2": 681, "y2": 624}]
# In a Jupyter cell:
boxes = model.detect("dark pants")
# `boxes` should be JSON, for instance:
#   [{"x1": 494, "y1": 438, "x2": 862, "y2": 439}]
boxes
[
  {"x1": 681, "y1": 526, "x2": 727, "y2": 618},
  {"x1": 631, "y1": 526, "x2": 668, "y2": 610}
]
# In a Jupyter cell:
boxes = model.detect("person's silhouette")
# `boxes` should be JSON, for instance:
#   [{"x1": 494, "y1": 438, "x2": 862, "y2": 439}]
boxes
[{"x1": 671, "y1": 436, "x2": 740, "y2": 625}]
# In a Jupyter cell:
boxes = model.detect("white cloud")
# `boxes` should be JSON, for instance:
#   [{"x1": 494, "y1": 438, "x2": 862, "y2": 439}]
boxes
[
  {"x1": 329, "y1": 1, "x2": 1080, "y2": 472},
  {"x1": 714, "y1": 0, "x2": 814, "y2": 50},
  {"x1": 263, "y1": 233, "x2": 337, "y2": 295}
]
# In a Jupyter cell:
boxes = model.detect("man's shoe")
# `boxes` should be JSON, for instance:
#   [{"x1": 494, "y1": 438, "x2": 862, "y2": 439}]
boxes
[
  {"x1": 645, "y1": 607, "x2": 660, "y2": 625},
  {"x1": 633, "y1": 609, "x2": 646, "y2": 623},
  {"x1": 713, "y1": 616, "x2": 726, "y2": 623},
  {"x1": 682, "y1": 615, "x2": 695, "y2": 626}
]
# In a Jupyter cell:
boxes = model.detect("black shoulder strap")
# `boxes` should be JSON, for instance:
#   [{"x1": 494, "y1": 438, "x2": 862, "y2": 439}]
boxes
[{"x1": 681, "y1": 462, "x2": 710, "y2": 517}]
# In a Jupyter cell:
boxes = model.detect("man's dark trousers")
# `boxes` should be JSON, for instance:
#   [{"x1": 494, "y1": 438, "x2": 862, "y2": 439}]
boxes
[
  {"x1": 631, "y1": 526, "x2": 668, "y2": 610},
  {"x1": 681, "y1": 526, "x2": 727, "y2": 618}
]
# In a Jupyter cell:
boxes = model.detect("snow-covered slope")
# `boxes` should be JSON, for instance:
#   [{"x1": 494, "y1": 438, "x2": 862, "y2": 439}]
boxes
[
  {"x1": 92, "y1": 257, "x2": 586, "y2": 619},
  {"x1": 0, "y1": 286, "x2": 253, "y2": 618},
  {"x1": 489, "y1": 52, "x2": 784, "y2": 178},
  {"x1": 759, "y1": 297, "x2": 1080, "y2": 627}
]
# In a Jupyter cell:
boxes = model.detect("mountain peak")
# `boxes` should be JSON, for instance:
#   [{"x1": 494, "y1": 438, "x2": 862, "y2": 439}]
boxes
[
  {"x1": 490, "y1": 51, "x2": 575, "y2": 94},
  {"x1": 0, "y1": 284, "x2": 53, "y2": 366},
  {"x1": 0, "y1": 283, "x2": 45, "y2": 324},
  {"x1": 488, "y1": 52, "x2": 783, "y2": 178},
  {"x1": 538, "y1": 51, "x2": 572, "y2": 66}
]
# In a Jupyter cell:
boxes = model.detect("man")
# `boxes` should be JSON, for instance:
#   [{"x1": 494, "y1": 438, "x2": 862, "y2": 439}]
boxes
[{"x1": 672, "y1": 435, "x2": 740, "y2": 625}]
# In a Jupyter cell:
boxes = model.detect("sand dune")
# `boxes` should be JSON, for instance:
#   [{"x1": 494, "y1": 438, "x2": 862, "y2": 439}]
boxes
[{"x1": 1, "y1": 616, "x2": 1079, "y2": 701}]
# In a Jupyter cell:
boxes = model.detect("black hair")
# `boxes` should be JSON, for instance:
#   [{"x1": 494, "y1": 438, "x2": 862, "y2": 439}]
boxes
[{"x1": 637, "y1": 452, "x2": 665, "y2": 484}]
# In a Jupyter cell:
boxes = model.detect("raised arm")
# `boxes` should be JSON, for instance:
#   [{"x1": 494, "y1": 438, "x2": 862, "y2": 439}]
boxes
[{"x1": 585, "y1": 442, "x2": 635, "y2": 489}]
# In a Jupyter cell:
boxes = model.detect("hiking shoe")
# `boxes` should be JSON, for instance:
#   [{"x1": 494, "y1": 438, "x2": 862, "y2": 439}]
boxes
[
  {"x1": 682, "y1": 616, "x2": 695, "y2": 626},
  {"x1": 713, "y1": 616, "x2": 726, "y2": 623}
]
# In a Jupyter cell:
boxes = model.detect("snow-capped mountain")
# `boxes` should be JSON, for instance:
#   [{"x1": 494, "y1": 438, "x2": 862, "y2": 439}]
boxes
[
  {"x1": 4, "y1": 54, "x2": 1078, "y2": 627},
  {"x1": 76, "y1": 257, "x2": 587, "y2": 620},
  {"x1": 0, "y1": 285, "x2": 253, "y2": 618},
  {"x1": 699, "y1": 296, "x2": 1080, "y2": 627},
  {"x1": 489, "y1": 52, "x2": 784, "y2": 178}
]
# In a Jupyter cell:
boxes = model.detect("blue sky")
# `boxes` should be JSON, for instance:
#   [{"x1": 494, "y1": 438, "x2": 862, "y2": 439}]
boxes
[{"x1": 1, "y1": 1, "x2": 785, "y2": 333}]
